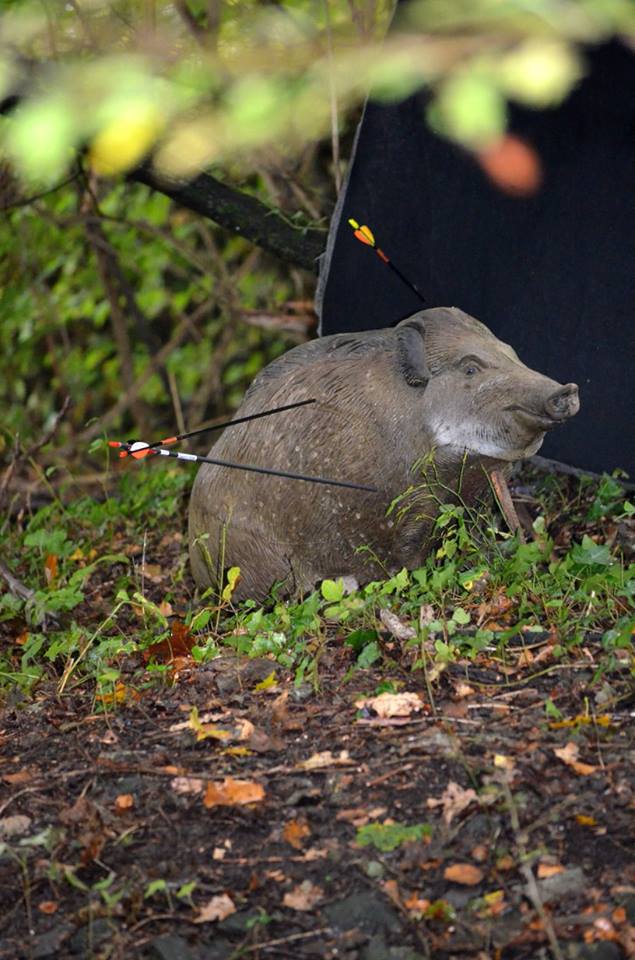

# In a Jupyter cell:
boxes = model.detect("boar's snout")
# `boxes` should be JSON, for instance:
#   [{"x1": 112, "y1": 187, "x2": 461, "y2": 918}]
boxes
[
  {"x1": 506, "y1": 381, "x2": 579, "y2": 429},
  {"x1": 543, "y1": 383, "x2": 579, "y2": 422}
]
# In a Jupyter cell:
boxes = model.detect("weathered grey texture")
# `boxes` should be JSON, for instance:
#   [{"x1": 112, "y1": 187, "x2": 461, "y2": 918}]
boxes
[{"x1": 189, "y1": 307, "x2": 579, "y2": 600}]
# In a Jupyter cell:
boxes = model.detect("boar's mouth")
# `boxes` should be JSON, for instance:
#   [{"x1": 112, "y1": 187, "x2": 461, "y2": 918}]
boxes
[{"x1": 504, "y1": 406, "x2": 565, "y2": 430}]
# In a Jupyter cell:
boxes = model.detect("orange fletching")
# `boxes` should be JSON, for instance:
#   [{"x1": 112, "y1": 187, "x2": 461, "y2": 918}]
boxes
[{"x1": 354, "y1": 226, "x2": 375, "y2": 247}]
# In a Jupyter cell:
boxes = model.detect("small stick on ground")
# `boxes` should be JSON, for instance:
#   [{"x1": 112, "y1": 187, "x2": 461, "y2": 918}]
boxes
[
  {"x1": 502, "y1": 779, "x2": 565, "y2": 960},
  {"x1": 490, "y1": 468, "x2": 526, "y2": 542}
]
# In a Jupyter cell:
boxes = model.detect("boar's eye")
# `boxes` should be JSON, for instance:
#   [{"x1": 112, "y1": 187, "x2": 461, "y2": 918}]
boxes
[{"x1": 461, "y1": 357, "x2": 482, "y2": 377}]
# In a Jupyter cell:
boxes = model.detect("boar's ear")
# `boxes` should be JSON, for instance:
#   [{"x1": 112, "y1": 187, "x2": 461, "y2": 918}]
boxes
[{"x1": 396, "y1": 319, "x2": 429, "y2": 388}]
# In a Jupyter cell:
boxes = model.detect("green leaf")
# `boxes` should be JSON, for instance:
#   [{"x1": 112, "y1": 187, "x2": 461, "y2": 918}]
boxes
[
  {"x1": 6, "y1": 95, "x2": 77, "y2": 183},
  {"x1": 544, "y1": 697, "x2": 563, "y2": 720},
  {"x1": 346, "y1": 628, "x2": 379, "y2": 653},
  {"x1": 499, "y1": 40, "x2": 581, "y2": 108},
  {"x1": 356, "y1": 640, "x2": 381, "y2": 668},
  {"x1": 321, "y1": 578, "x2": 345, "y2": 602},
  {"x1": 569, "y1": 536, "x2": 612, "y2": 568},
  {"x1": 176, "y1": 881, "x2": 196, "y2": 900},
  {"x1": 145, "y1": 879, "x2": 168, "y2": 899},
  {"x1": 355, "y1": 821, "x2": 432, "y2": 852},
  {"x1": 430, "y1": 68, "x2": 506, "y2": 147},
  {"x1": 452, "y1": 607, "x2": 470, "y2": 625}
]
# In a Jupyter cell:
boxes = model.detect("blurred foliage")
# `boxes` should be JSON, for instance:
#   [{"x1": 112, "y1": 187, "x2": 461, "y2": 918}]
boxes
[
  {"x1": 1, "y1": 0, "x2": 635, "y2": 185},
  {"x1": 0, "y1": 174, "x2": 311, "y2": 452}
]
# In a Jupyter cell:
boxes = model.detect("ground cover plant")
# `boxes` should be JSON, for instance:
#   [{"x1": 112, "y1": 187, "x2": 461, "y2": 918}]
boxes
[{"x1": 0, "y1": 455, "x2": 633, "y2": 959}]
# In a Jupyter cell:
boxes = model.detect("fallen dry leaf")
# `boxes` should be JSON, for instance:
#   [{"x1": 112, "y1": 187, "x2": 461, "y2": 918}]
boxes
[
  {"x1": 283, "y1": 819, "x2": 311, "y2": 850},
  {"x1": 379, "y1": 608, "x2": 417, "y2": 640},
  {"x1": 144, "y1": 619, "x2": 194, "y2": 662},
  {"x1": 0, "y1": 815, "x2": 32, "y2": 837},
  {"x1": 336, "y1": 806, "x2": 388, "y2": 827},
  {"x1": 477, "y1": 890, "x2": 507, "y2": 918},
  {"x1": 553, "y1": 741, "x2": 597, "y2": 775},
  {"x1": 355, "y1": 692, "x2": 423, "y2": 719},
  {"x1": 404, "y1": 892, "x2": 431, "y2": 915},
  {"x1": 2, "y1": 768, "x2": 35, "y2": 785},
  {"x1": 96, "y1": 681, "x2": 137, "y2": 706},
  {"x1": 37, "y1": 901, "x2": 58, "y2": 915},
  {"x1": 493, "y1": 754, "x2": 515, "y2": 771},
  {"x1": 282, "y1": 880, "x2": 323, "y2": 911},
  {"x1": 203, "y1": 778, "x2": 265, "y2": 808},
  {"x1": 575, "y1": 814, "x2": 598, "y2": 827},
  {"x1": 382, "y1": 879, "x2": 403, "y2": 908},
  {"x1": 299, "y1": 750, "x2": 352, "y2": 771},
  {"x1": 427, "y1": 781, "x2": 478, "y2": 826},
  {"x1": 114, "y1": 794, "x2": 134, "y2": 813},
  {"x1": 44, "y1": 553, "x2": 58, "y2": 585},
  {"x1": 140, "y1": 562, "x2": 163, "y2": 583},
  {"x1": 303, "y1": 846, "x2": 330, "y2": 861},
  {"x1": 193, "y1": 893, "x2": 236, "y2": 924},
  {"x1": 188, "y1": 707, "x2": 255, "y2": 744},
  {"x1": 271, "y1": 689, "x2": 290, "y2": 726},
  {"x1": 171, "y1": 777, "x2": 205, "y2": 795},
  {"x1": 537, "y1": 863, "x2": 564, "y2": 879},
  {"x1": 444, "y1": 863, "x2": 484, "y2": 886}
]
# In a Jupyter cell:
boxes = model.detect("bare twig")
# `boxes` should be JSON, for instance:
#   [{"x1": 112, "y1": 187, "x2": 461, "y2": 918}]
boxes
[
  {"x1": 502, "y1": 779, "x2": 565, "y2": 960},
  {"x1": 81, "y1": 183, "x2": 151, "y2": 435},
  {"x1": 0, "y1": 171, "x2": 81, "y2": 213},
  {"x1": 175, "y1": 0, "x2": 205, "y2": 43},
  {"x1": 229, "y1": 928, "x2": 333, "y2": 957},
  {"x1": 0, "y1": 561, "x2": 35, "y2": 603},
  {"x1": 64, "y1": 297, "x2": 213, "y2": 450},
  {"x1": 323, "y1": 0, "x2": 342, "y2": 194},
  {"x1": 0, "y1": 397, "x2": 71, "y2": 511},
  {"x1": 490, "y1": 468, "x2": 526, "y2": 542}
]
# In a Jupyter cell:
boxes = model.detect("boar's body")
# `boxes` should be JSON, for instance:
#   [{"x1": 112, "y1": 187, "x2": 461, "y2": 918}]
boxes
[{"x1": 189, "y1": 308, "x2": 578, "y2": 600}]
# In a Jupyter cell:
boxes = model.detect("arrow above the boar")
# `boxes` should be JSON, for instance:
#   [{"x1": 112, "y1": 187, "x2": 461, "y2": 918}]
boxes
[{"x1": 348, "y1": 219, "x2": 426, "y2": 305}]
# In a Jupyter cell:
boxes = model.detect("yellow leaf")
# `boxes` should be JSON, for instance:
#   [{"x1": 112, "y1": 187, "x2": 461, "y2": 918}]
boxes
[
  {"x1": 222, "y1": 566, "x2": 241, "y2": 603},
  {"x1": 89, "y1": 103, "x2": 164, "y2": 176},
  {"x1": 254, "y1": 670, "x2": 277, "y2": 692},
  {"x1": 575, "y1": 814, "x2": 597, "y2": 827}
]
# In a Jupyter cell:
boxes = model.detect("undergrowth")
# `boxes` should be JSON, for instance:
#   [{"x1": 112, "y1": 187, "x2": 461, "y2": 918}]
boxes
[{"x1": 0, "y1": 463, "x2": 633, "y2": 700}]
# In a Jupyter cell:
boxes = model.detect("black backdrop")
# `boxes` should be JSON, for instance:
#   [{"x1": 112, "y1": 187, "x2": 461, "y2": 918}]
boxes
[{"x1": 317, "y1": 41, "x2": 635, "y2": 476}]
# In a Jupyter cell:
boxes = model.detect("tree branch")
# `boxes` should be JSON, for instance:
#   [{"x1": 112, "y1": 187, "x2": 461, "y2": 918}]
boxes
[{"x1": 132, "y1": 165, "x2": 326, "y2": 271}]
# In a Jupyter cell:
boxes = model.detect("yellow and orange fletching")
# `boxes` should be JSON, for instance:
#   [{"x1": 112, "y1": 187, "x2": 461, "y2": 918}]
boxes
[{"x1": 348, "y1": 218, "x2": 375, "y2": 247}]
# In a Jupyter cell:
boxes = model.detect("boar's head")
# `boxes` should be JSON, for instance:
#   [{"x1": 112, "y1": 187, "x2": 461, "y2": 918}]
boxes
[{"x1": 398, "y1": 307, "x2": 579, "y2": 463}]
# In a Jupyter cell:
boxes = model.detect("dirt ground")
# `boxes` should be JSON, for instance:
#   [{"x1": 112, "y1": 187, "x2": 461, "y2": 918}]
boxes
[{"x1": 1, "y1": 635, "x2": 634, "y2": 960}]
